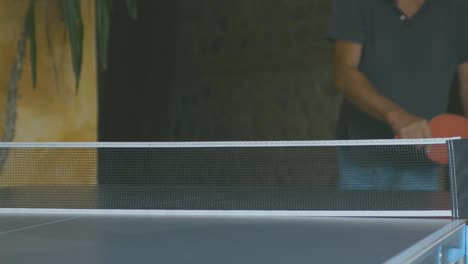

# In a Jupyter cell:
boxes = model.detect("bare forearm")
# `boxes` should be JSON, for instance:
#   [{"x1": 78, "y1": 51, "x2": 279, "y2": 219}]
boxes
[
  {"x1": 460, "y1": 81, "x2": 468, "y2": 116},
  {"x1": 459, "y1": 75, "x2": 468, "y2": 117},
  {"x1": 332, "y1": 41, "x2": 422, "y2": 136},
  {"x1": 461, "y1": 88, "x2": 468, "y2": 116},
  {"x1": 457, "y1": 63, "x2": 468, "y2": 116},
  {"x1": 334, "y1": 66, "x2": 405, "y2": 126}
]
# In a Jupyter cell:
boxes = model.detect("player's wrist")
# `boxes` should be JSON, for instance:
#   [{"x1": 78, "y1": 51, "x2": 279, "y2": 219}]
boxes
[{"x1": 385, "y1": 108, "x2": 408, "y2": 131}]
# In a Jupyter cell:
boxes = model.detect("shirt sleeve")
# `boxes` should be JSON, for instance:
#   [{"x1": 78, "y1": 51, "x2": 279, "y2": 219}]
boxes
[
  {"x1": 457, "y1": 0, "x2": 468, "y2": 65},
  {"x1": 327, "y1": 0, "x2": 366, "y2": 44}
]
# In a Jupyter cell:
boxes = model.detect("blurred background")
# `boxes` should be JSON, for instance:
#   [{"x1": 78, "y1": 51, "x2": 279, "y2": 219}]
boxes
[
  {"x1": 98, "y1": 0, "x2": 338, "y2": 142},
  {"x1": 0, "y1": 0, "x2": 462, "y2": 187}
]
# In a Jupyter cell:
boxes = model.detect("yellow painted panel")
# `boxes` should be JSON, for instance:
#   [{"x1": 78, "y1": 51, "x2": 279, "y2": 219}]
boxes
[{"x1": 0, "y1": 0, "x2": 97, "y2": 186}]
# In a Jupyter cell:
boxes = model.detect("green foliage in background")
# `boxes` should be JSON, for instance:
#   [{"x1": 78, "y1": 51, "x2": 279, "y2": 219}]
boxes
[{"x1": 24, "y1": 0, "x2": 138, "y2": 91}]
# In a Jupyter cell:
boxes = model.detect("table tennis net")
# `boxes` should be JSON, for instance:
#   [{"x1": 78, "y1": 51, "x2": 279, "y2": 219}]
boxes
[{"x1": 0, "y1": 140, "x2": 455, "y2": 213}]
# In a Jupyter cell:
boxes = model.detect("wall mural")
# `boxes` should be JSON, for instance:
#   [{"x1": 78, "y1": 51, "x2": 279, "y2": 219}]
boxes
[{"x1": 0, "y1": 0, "x2": 97, "y2": 187}]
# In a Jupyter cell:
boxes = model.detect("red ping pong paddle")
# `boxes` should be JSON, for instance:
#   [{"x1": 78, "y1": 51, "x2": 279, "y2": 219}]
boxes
[{"x1": 426, "y1": 114, "x2": 468, "y2": 165}]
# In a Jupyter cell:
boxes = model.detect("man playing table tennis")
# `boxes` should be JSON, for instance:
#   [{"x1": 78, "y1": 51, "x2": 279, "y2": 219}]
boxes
[{"x1": 328, "y1": 0, "x2": 468, "y2": 190}]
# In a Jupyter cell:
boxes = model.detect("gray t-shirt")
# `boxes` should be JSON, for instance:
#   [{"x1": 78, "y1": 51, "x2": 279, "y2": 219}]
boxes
[{"x1": 328, "y1": 0, "x2": 468, "y2": 139}]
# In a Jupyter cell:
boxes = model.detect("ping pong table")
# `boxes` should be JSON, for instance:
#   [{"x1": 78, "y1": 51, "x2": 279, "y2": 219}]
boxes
[
  {"x1": 0, "y1": 210, "x2": 465, "y2": 264},
  {"x1": 0, "y1": 139, "x2": 467, "y2": 263}
]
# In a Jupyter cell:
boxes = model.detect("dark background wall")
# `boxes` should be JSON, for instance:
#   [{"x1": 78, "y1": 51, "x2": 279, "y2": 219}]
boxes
[
  {"x1": 98, "y1": 0, "x2": 178, "y2": 141},
  {"x1": 98, "y1": 0, "x2": 338, "y2": 186},
  {"x1": 97, "y1": 0, "x2": 460, "y2": 187},
  {"x1": 99, "y1": 0, "x2": 338, "y2": 142},
  {"x1": 99, "y1": 0, "x2": 463, "y2": 142}
]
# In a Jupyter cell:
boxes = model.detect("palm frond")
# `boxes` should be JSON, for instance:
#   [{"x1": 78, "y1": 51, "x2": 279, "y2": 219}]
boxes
[
  {"x1": 46, "y1": 3, "x2": 61, "y2": 90},
  {"x1": 126, "y1": 0, "x2": 138, "y2": 20},
  {"x1": 25, "y1": 0, "x2": 37, "y2": 88},
  {"x1": 96, "y1": 0, "x2": 138, "y2": 70},
  {"x1": 22, "y1": 0, "x2": 139, "y2": 91},
  {"x1": 96, "y1": 0, "x2": 111, "y2": 70},
  {"x1": 61, "y1": 0, "x2": 83, "y2": 92}
]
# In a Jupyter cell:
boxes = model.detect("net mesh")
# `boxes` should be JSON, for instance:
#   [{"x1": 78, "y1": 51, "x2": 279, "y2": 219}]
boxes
[{"x1": 0, "y1": 140, "x2": 453, "y2": 211}]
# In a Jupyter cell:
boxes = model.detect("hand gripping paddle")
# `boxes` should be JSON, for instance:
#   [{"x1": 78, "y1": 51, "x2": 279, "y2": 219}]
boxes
[{"x1": 426, "y1": 114, "x2": 468, "y2": 165}]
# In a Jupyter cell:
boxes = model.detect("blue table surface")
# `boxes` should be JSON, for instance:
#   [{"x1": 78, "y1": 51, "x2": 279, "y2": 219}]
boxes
[{"x1": 0, "y1": 213, "x2": 456, "y2": 264}]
